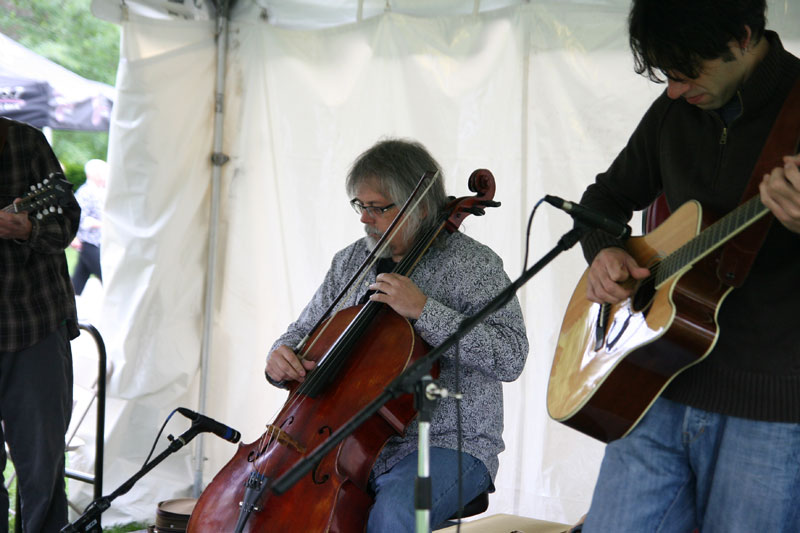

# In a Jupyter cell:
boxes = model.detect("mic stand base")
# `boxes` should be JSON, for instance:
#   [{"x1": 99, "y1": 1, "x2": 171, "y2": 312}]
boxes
[{"x1": 60, "y1": 428, "x2": 201, "y2": 533}]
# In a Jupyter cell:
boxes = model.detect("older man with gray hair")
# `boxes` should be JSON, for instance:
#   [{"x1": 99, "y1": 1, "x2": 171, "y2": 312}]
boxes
[{"x1": 265, "y1": 138, "x2": 528, "y2": 532}]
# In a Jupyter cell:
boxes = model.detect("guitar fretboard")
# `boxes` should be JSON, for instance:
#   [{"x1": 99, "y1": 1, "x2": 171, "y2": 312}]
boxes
[{"x1": 655, "y1": 196, "x2": 769, "y2": 285}]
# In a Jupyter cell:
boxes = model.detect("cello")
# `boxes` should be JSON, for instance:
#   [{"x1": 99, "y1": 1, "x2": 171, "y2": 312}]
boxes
[{"x1": 187, "y1": 169, "x2": 499, "y2": 532}]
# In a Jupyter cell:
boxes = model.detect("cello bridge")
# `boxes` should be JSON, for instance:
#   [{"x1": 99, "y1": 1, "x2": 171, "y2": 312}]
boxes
[{"x1": 265, "y1": 424, "x2": 306, "y2": 454}]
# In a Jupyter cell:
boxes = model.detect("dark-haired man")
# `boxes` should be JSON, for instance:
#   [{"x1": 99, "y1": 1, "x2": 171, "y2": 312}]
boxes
[
  {"x1": 265, "y1": 139, "x2": 528, "y2": 531},
  {"x1": 577, "y1": 1, "x2": 800, "y2": 531}
]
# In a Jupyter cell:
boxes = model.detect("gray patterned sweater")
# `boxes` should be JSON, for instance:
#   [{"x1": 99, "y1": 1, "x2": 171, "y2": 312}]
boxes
[{"x1": 270, "y1": 230, "x2": 528, "y2": 482}]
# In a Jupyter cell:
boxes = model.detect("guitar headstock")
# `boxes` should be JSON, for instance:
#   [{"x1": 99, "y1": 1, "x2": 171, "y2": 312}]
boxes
[{"x1": 9, "y1": 173, "x2": 74, "y2": 220}]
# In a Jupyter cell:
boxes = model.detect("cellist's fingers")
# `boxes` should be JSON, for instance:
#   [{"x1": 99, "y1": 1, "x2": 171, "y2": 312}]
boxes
[
  {"x1": 266, "y1": 345, "x2": 315, "y2": 383},
  {"x1": 369, "y1": 273, "x2": 427, "y2": 320}
]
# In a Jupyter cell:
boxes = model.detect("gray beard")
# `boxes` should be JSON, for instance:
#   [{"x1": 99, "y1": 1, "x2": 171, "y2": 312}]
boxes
[{"x1": 364, "y1": 227, "x2": 393, "y2": 258}]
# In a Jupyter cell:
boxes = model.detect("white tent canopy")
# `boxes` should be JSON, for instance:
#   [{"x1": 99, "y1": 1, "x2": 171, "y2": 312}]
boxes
[{"x1": 72, "y1": 0, "x2": 800, "y2": 526}]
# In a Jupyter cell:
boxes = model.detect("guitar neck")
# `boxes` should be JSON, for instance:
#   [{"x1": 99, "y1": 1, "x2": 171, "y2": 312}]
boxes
[{"x1": 656, "y1": 195, "x2": 769, "y2": 284}]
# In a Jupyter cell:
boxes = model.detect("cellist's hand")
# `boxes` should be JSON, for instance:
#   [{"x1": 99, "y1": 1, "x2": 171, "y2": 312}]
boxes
[
  {"x1": 368, "y1": 273, "x2": 427, "y2": 320},
  {"x1": 586, "y1": 247, "x2": 650, "y2": 304},
  {"x1": 265, "y1": 345, "x2": 316, "y2": 383}
]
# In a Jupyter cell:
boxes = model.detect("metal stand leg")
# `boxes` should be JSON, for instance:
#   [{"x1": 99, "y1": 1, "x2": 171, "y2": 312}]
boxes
[{"x1": 415, "y1": 375, "x2": 461, "y2": 533}]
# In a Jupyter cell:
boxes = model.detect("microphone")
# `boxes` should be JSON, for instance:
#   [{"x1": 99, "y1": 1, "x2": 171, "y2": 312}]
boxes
[
  {"x1": 177, "y1": 408, "x2": 241, "y2": 444},
  {"x1": 544, "y1": 195, "x2": 631, "y2": 239}
]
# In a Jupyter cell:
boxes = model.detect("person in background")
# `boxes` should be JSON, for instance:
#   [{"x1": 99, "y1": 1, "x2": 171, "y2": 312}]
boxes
[
  {"x1": 70, "y1": 158, "x2": 107, "y2": 295},
  {"x1": 0, "y1": 117, "x2": 80, "y2": 532}
]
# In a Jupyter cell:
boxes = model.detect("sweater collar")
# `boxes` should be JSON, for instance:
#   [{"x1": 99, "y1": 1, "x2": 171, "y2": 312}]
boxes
[{"x1": 736, "y1": 31, "x2": 787, "y2": 115}]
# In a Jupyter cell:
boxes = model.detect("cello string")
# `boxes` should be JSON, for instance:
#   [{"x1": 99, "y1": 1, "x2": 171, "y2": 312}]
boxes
[
  {"x1": 291, "y1": 170, "x2": 441, "y2": 356},
  {"x1": 295, "y1": 178, "x2": 445, "y2": 392},
  {"x1": 295, "y1": 172, "x2": 440, "y2": 368}
]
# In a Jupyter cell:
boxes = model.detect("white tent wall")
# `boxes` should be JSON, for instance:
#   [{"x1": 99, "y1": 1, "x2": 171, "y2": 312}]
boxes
[{"x1": 71, "y1": 0, "x2": 800, "y2": 527}]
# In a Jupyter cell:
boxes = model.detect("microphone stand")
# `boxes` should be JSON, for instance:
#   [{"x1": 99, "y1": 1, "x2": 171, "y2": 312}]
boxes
[
  {"x1": 271, "y1": 225, "x2": 590, "y2": 532},
  {"x1": 61, "y1": 426, "x2": 203, "y2": 533}
]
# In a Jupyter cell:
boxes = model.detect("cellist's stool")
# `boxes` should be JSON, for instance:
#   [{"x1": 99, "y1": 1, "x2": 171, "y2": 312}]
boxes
[
  {"x1": 438, "y1": 513, "x2": 573, "y2": 532},
  {"x1": 447, "y1": 490, "x2": 489, "y2": 520}
]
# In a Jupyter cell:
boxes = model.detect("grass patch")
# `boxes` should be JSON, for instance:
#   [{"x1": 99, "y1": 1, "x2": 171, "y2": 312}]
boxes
[
  {"x1": 5, "y1": 459, "x2": 147, "y2": 532},
  {"x1": 4, "y1": 460, "x2": 17, "y2": 532},
  {"x1": 102, "y1": 523, "x2": 149, "y2": 532},
  {"x1": 66, "y1": 246, "x2": 78, "y2": 274}
]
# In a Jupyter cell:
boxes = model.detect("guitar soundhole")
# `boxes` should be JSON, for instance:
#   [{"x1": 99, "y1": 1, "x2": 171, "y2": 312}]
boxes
[{"x1": 631, "y1": 275, "x2": 656, "y2": 314}]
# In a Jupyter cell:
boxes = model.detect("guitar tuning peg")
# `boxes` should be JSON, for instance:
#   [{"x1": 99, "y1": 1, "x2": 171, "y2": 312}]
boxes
[
  {"x1": 36, "y1": 212, "x2": 44, "y2": 220},
  {"x1": 30, "y1": 185, "x2": 36, "y2": 191},
  {"x1": 43, "y1": 178, "x2": 50, "y2": 185},
  {"x1": 57, "y1": 207, "x2": 63, "y2": 214},
  {"x1": 49, "y1": 206, "x2": 56, "y2": 213}
]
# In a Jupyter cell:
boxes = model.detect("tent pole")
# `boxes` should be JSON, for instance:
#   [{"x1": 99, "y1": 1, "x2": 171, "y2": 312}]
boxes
[{"x1": 194, "y1": 0, "x2": 232, "y2": 498}]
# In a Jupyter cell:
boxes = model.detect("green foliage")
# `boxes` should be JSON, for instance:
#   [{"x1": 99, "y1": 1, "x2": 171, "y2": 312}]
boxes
[
  {"x1": 63, "y1": 160, "x2": 87, "y2": 189},
  {"x1": 0, "y1": 0, "x2": 119, "y2": 167},
  {"x1": 0, "y1": 0, "x2": 119, "y2": 85},
  {"x1": 54, "y1": 131, "x2": 109, "y2": 181}
]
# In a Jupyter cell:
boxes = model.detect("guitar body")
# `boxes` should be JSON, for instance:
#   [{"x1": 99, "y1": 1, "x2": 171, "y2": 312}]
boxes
[{"x1": 547, "y1": 201, "x2": 734, "y2": 442}]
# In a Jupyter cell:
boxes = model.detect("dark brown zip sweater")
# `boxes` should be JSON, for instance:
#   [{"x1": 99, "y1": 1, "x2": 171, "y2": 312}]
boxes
[{"x1": 579, "y1": 31, "x2": 800, "y2": 422}]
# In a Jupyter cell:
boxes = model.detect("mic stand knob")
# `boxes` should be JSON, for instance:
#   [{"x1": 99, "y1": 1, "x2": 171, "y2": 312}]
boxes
[{"x1": 425, "y1": 382, "x2": 462, "y2": 401}]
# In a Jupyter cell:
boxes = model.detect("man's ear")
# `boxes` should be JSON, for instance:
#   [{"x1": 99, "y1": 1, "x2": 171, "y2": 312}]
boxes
[{"x1": 740, "y1": 25, "x2": 753, "y2": 52}]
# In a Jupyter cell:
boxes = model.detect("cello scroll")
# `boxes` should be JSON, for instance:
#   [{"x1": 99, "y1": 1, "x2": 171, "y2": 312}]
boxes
[{"x1": 445, "y1": 169, "x2": 501, "y2": 233}]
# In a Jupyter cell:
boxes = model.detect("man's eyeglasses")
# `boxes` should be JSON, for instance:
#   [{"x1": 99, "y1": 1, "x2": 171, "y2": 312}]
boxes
[{"x1": 350, "y1": 199, "x2": 396, "y2": 217}]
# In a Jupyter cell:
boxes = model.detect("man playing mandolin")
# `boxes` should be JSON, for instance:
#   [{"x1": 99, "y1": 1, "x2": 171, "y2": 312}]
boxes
[
  {"x1": 0, "y1": 117, "x2": 81, "y2": 532},
  {"x1": 576, "y1": 0, "x2": 800, "y2": 530},
  {"x1": 265, "y1": 139, "x2": 528, "y2": 531}
]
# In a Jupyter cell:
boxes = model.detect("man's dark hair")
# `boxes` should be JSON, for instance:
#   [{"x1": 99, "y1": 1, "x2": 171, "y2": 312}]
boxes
[{"x1": 629, "y1": 0, "x2": 767, "y2": 82}]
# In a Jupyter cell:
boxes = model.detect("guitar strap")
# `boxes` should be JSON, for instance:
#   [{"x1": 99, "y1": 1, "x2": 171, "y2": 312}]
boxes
[{"x1": 716, "y1": 77, "x2": 800, "y2": 287}]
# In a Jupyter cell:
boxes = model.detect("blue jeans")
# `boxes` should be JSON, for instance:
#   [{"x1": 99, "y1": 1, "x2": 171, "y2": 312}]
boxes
[
  {"x1": 367, "y1": 448, "x2": 491, "y2": 533},
  {"x1": 583, "y1": 397, "x2": 800, "y2": 533}
]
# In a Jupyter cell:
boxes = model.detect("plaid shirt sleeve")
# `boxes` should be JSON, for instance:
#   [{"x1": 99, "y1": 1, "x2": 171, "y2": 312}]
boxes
[{"x1": 0, "y1": 119, "x2": 80, "y2": 352}]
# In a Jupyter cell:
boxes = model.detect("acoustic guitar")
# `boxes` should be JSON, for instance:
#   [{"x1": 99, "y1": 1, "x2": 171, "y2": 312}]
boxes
[{"x1": 547, "y1": 195, "x2": 770, "y2": 442}]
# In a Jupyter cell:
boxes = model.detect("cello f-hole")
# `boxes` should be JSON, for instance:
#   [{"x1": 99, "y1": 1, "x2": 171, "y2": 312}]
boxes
[
  {"x1": 312, "y1": 464, "x2": 330, "y2": 485},
  {"x1": 312, "y1": 426, "x2": 333, "y2": 485}
]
